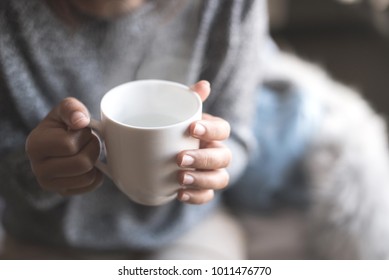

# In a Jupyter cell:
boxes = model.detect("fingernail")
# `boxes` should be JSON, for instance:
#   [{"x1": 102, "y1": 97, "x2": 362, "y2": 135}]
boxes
[
  {"x1": 71, "y1": 111, "x2": 88, "y2": 126},
  {"x1": 180, "y1": 193, "x2": 190, "y2": 202},
  {"x1": 183, "y1": 174, "x2": 194, "y2": 185},
  {"x1": 193, "y1": 123, "x2": 206, "y2": 136},
  {"x1": 181, "y1": 155, "x2": 195, "y2": 167},
  {"x1": 200, "y1": 80, "x2": 211, "y2": 88}
]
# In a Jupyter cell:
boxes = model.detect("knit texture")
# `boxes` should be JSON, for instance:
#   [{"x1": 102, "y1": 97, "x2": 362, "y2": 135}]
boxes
[{"x1": 0, "y1": 0, "x2": 267, "y2": 250}]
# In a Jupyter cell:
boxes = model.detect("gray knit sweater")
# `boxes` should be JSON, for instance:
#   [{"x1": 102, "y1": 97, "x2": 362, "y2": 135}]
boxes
[{"x1": 0, "y1": 0, "x2": 267, "y2": 250}]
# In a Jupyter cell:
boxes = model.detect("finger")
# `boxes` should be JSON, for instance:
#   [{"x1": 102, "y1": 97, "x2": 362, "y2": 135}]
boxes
[
  {"x1": 31, "y1": 135, "x2": 100, "y2": 180},
  {"x1": 41, "y1": 168, "x2": 103, "y2": 191},
  {"x1": 177, "y1": 189, "x2": 214, "y2": 205},
  {"x1": 57, "y1": 171, "x2": 104, "y2": 196},
  {"x1": 26, "y1": 127, "x2": 94, "y2": 160},
  {"x1": 48, "y1": 97, "x2": 90, "y2": 130},
  {"x1": 200, "y1": 140, "x2": 228, "y2": 149},
  {"x1": 178, "y1": 169, "x2": 230, "y2": 190},
  {"x1": 189, "y1": 118, "x2": 231, "y2": 142},
  {"x1": 190, "y1": 80, "x2": 210, "y2": 102},
  {"x1": 177, "y1": 146, "x2": 231, "y2": 170}
]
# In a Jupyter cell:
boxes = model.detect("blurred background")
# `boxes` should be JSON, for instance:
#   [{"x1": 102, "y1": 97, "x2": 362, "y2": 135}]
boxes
[
  {"x1": 243, "y1": 0, "x2": 389, "y2": 259},
  {"x1": 269, "y1": 0, "x2": 389, "y2": 120}
]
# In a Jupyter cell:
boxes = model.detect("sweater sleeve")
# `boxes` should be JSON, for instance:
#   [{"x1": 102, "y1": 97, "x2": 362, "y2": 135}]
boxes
[
  {"x1": 197, "y1": 0, "x2": 268, "y2": 184},
  {"x1": 0, "y1": 74, "x2": 67, "y2": 212},
  {"x1": 0, "y1": 6, "x2": 67, "y2": 210}
]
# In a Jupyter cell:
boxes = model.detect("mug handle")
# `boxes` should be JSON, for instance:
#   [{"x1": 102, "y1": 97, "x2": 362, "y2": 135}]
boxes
[{"x1": 89, "y1": 119, "x2": 112, "y2": 180}]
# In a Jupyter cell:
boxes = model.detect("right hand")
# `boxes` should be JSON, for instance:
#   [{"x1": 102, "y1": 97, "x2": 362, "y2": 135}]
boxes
[{"x1": 25, "y1": 97, "x2": 103, "y2": 196}]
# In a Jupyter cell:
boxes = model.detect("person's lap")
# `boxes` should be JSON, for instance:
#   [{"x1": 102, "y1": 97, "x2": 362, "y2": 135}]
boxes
[{"x1": 0, "y1": 206, "x2": 245, "y2": 260}]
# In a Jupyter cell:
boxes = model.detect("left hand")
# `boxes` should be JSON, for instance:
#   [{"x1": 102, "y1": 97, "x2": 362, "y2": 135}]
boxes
[{"x1": 176, "y1": 81, "x2": 232, "y2": 204}]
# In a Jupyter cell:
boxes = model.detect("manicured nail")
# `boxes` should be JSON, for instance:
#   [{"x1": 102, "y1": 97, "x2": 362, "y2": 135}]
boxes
[
  {"x1": 180, "y1": 193, "x2": 190, "y2": 202},
  {"x1": 71, "y1": 111, "x2": 88, "y2": 126},
  {"x1": 193, "y1": 123, "x2": 206, "y2": 136},
  {"x1": 181, "y1": 155, "x2": 195, "y2": 167},
  {"x1": 200, "y1": 80, "x2": 210, "y2": 89},
  {"x1": 183, "y1": 174, "x2": 195, "y2": 185}
]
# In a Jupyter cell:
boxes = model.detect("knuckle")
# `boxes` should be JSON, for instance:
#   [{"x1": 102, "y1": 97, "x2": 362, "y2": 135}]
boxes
[
  {"x1": 220, "y1": 169, "x2": 230, "y2": 188},
  {"x1": 61, "y1": 137, "x2": 80, "y2": 155},
  {"x1": 91, "y1": 170, "x2": 104, "y2": 188},
  {"x1": 195, "y1": 149, "x2": 218, "y2": 169},
  {"x1": 210, "y1": 118, "x2": 230, "y2": 140},
  {"x1": 224, "y1": 121, "x2": 231, "y2": 137},
  {"x1": 76, "y1": 154, "x2": 95, "y2": 173},
  {"x1": 199, "y1": 148, "x2": 231, "y2": 169},
  {"x1": 83, "y1": 169, "x2": 98, "y2": 186},
  {"x1": 37, "y1": 178, "x2": 55, "y2": 191},
  {"x1": 28, "y1": 162, "x2": 39, "y2": 176},
  {"x1": 25, "y1": 133, "x2": 35, "y2": 156},
  {"x1": 32, "y1": 168, "x2": 45, "y2": 182},
  {"x1": 224, "y1": 148, "x2": 232, "y2": 167},
  {"x1": 210, "y1": 170, "x2": 228, "y2": 189},
  {"x1": 32, "y1": 163, "x2": 52, "y2": 182},
  {"x1": 60, "y1": 97, "x2": 78, "y2": 111},
  {"x1": 201, "y1": 152, "x2": 213, "y2": 169},
  {"x1": 200, "y1": 169, "x2": 229, "y2": 190},
  {"x1": 211, "y1": 147, "x2": 230, "y2": 169},
  {"x1": 198, "y1": 190, "x2": 214, "y2": 204},
  {"x1": 25, "y1": 129, "x2": 44, "y2": 158},
  {"x1": 215, "y1": 118, "x2": 230, "y2": 137},
  {"x1": 59, "y1": 97, "x2": 87, "y2": 125}
]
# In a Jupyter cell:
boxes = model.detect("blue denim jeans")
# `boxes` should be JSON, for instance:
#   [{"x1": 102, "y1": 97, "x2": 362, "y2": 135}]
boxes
[{"x1": 225, "y1": 82, "x2": 321, "y2": 212}]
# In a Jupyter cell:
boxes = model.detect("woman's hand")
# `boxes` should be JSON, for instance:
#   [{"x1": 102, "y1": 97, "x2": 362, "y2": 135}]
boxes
[
  {"x1": 25, "y1": 98, "x2": 103, "y2": 196},
  {"x1": 26, "y1": 81, "x2": 232, "y2": 204},
  {"x1": 176, "y1": 81, "x2": 232, "y2": 204}
]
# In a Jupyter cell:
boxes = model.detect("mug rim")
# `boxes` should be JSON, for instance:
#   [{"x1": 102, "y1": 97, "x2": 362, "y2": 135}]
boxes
[{"x1": 100, "y1": 79, "x2": 202, "y2": 130}]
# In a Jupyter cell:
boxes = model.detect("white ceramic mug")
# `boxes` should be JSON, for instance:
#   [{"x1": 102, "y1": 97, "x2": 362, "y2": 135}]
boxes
[{"x1": 90, "y1": 80, "x2": 202, "y2": 206}]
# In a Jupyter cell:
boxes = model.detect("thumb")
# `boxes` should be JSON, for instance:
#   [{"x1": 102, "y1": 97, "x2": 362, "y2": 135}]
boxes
[
  {"x1": 190, "y1": 80, "x2": 211, "y2": 102},
  {"x1": 49, "y1": 97, "x2": 90, "y2": 130}
]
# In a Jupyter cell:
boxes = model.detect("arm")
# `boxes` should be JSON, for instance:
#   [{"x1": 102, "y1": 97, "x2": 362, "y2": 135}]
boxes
[
  {"x1": 174, "y1": 0, "x2": 269, "y2": 204},
  {"x1": 198, "y1": 0, "x2": 268, "y2": 184},
  {"x1": 0, "y1": 75, "x2": 68, "y2": 209}
]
